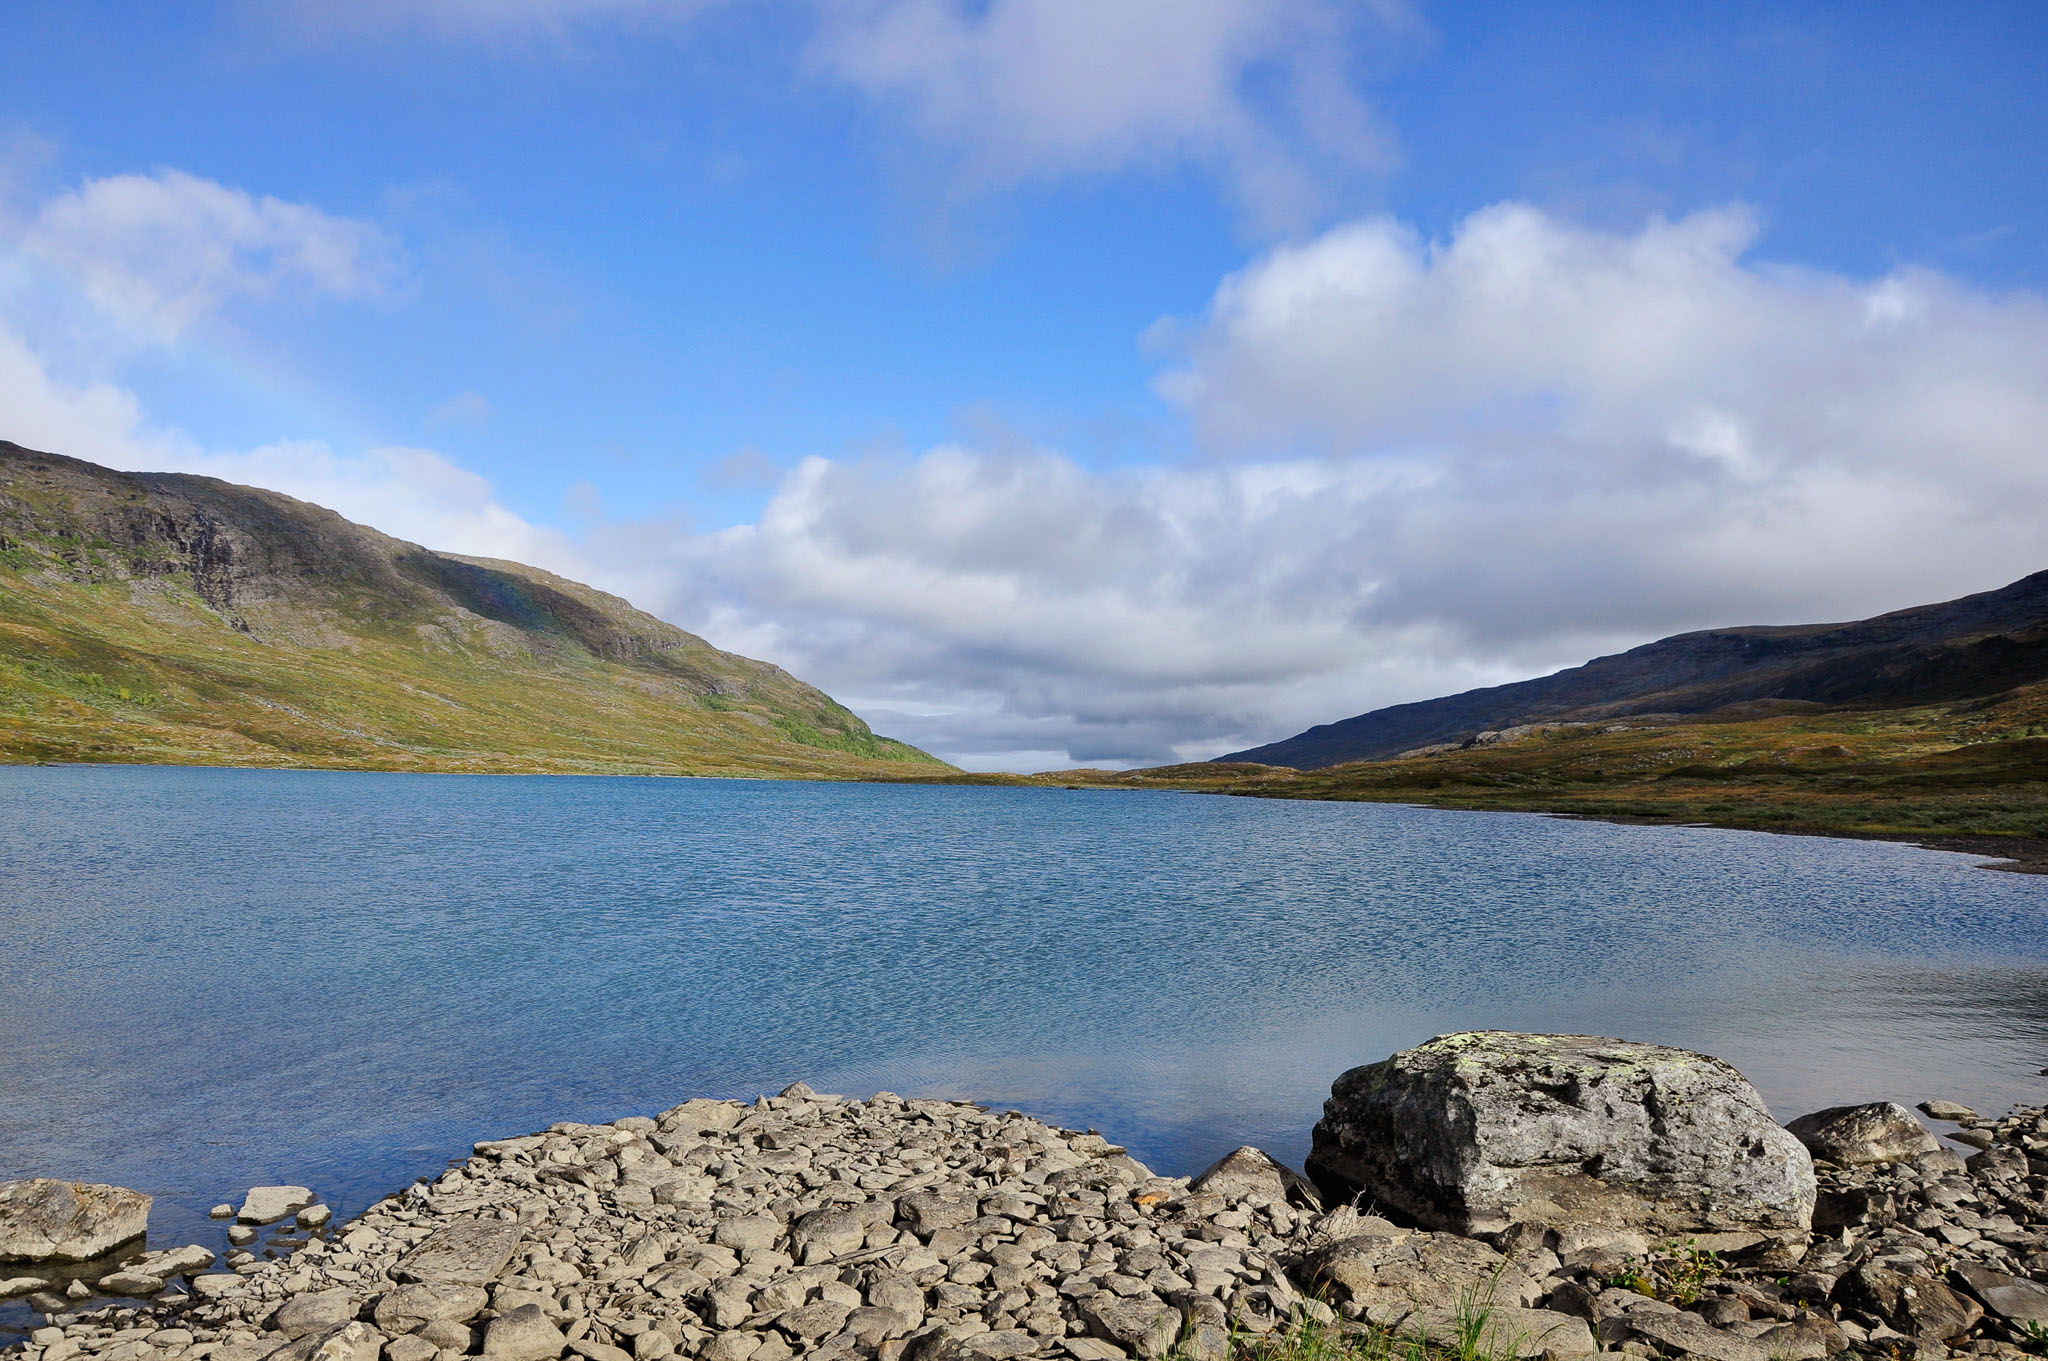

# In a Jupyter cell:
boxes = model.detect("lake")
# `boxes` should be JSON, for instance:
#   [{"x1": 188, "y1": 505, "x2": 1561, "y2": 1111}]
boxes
[{"x1": 3, "y1": 764, "x2": 2046, "y2": 1293}]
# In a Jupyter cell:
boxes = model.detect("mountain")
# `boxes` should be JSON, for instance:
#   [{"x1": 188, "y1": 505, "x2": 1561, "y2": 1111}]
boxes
[
  {"x1": 1221, "y1": 571, "x2": 2048, "y2": 769},
  {"x1": 0, "y1": 441, "x2": 948, "y2": 776}
]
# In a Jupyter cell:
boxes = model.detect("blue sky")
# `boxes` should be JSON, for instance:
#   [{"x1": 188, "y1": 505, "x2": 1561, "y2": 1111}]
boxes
[{"x1": 5, "y1": 1, "x2": 2047, "y2": 768}]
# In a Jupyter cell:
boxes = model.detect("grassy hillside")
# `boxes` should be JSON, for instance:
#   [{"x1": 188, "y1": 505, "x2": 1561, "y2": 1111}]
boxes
[
  {"x1": 1007, "y1": 689, "x2": 2048, "y2": 865},
  {"x1": 0, "y1": 442, "x2": 949, "y2": 778}
]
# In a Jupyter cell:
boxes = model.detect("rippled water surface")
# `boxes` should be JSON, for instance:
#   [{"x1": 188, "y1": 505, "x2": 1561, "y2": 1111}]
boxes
[{"x1": 5, "y1": 764, "x2": 2048, "y2": 1266}]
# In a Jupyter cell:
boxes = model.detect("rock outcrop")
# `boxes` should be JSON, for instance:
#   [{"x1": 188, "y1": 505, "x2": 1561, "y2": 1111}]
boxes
[
  {"x1": 1304, "y1": 1032, "x2": 1816, "y2": 1242},
  {"x1": 0, "y1": 1182, "x2": 151, "y2": 1263},
  {"x1": 1785, "y1": 1103, "x2": 1940, "y2": 1168}
]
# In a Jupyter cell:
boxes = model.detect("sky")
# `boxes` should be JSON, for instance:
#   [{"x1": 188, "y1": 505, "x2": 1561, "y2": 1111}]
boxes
[{"x1": 4, "y1": 1, "x2": 2047, "y2": 771}]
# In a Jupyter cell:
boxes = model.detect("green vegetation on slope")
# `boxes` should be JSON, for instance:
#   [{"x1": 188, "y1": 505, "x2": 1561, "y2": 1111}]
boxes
[
  {"x1": 0, "y1": 443, "x2": 949, "y2": 778},
  {"x1": 928, "y1": 691, "x2": 2048, "y2": 863}
]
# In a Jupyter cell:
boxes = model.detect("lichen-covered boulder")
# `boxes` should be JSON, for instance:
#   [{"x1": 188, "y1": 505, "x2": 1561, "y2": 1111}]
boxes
[
  {"x1": 1304, "y1": 1032, "x2": 1815, "y2": 1238},
  {"x1": 1784, "y1": 1102, "x2": 1939, "y2": 1166},
  {"x1": 0, "y1": 1179, "x2": 151, "y2": 1262}
]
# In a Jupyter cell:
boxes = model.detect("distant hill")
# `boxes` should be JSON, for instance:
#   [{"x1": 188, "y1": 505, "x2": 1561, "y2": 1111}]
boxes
[
  {"x1": 1221, "y1": 572, "x2": 2048, "y2": 770},
  {"x1": 0, "y1": 441, "x2": 949, "y2": 776}
]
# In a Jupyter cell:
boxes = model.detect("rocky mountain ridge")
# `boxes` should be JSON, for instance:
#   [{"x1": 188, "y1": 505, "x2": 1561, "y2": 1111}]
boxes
[
  {"x1": 1222, "y1": 573, "x2": 2048, "y2": 770},
  {"x1": 0, "y1": 442, "x2": 942, "y2": 776}
]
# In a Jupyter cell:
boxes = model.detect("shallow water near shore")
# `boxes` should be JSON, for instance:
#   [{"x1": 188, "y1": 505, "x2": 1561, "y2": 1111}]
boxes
[{"x1": 4, "y1": 764, "x2": 2048, "y2": 1279}]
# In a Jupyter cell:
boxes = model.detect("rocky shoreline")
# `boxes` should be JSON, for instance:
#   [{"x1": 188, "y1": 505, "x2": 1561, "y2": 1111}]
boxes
[{"x1": 5, "y1": 1038, "x2": 2047, "y2": 1361}]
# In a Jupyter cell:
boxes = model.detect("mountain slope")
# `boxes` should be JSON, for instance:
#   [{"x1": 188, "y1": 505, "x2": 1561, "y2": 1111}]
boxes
[
  {"x1": 0, "y1": 441, "x2": 948, "y2": 777},
  {"x1": 1221, "y1": 571, "x2": 2048, "y2": 769}
]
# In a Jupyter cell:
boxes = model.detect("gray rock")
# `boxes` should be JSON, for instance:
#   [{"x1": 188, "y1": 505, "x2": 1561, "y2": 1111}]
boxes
[
  {"x1": 191, "y1": 1273, "x2": 246, "y2": 1300},
  {"x1": 1610, "y1": 1308, "x2": 1769, "y2": 1361},
  {"x1": 95, "y1": 1270, "x2": 167, "y2": 1296},
  {"x1": 1950, "y1": 1264, "x2": 2048, "y2": 1325},
  {"x1": 483, "y1": 1304, "x2": 567, "y2": 1361},
  {"x1": 275, "y1": 1322, "x2": 386, "y2": 1361},
  {"x1": 373, "y1": 1283, "x2": 489, "y2": 1333},
  {"x1": 0, "y1": 1275, "x2": 47, "y2": 1297},
  {"x1": 700, "y1": 1335, "x2": 761, "y2": 1361},
  {"x1": 711, "y1": 1215, "x2": 780, "y2": 1253},
  {"x1": 384, "y1": 1336, "x2": 439, "y2": 1361},
  {"x1": 1188, "y1": 1147, "x2": 1317, "y2": 1207},
  {"x1": 1966, "y1": 1146, "x2": 2030, "y2": 1180},
  {"x1": 0, "y1": 1179, "x2": 152, "y2": 1261},
  {"x1": 238, "y1": 1187, "x2": 317, "y2": 1225},
  {"x1": 1400, "y1": 1305, "x2": 1595, "y2": 1358},
  {"x1": 1305, "y1": 1032, "x2": 1815, "y2": 1237},
  {"x1": 1752, "y1": 1316, "x2": 1845, "y2": 1361},
  {"x1": 789, "y1": 1208, "x2": 865, "y2": 1264},
  {"x1": 273, "y1": 1291, "x2": 359, "y2": 1339},
  {"x1": 298, "y1": 1205, "x2": 331, "y2": 1229},
  {"x1": 1918, "y1": 1100, "x2": 1978, "y2": 1122},
  {"x1": 775, "y1": 1300, "x2": 854, "y2": 1341},
  {"x1": 391, "y1": 1221, "x2": 521, "y2": 1287},
  {"x1": 842, "y1": 1307, "x2": 918, "y2": 1344},
  {"x1": 1785, "y1": 1104, "x2": 1940, "y2": 1167},
  {"x1": 209, "y1": 1204, "x2": 236, "y2": 1219},
  {"x1": 1839, "y1": 1265, "x2": 1982, "y2": 1341},
  {"x1": 419, "y1": 1319, "x2": 477, "y2": 1351},
  {"x1": 958, "y1": 1331, "x2": 1037, "y2": 1359},
  {"x1": 1077, "y1": 1291, "x2": 1178, "y2": 1359},
  {"x1": 898, "y1": 1194, "x2": 977, "y2": 1234},
  {"x1": 135, "y1": 1244, "x2": 216, "y2": 1277}
]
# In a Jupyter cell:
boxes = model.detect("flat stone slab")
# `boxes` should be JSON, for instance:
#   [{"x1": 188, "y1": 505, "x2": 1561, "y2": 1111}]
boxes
[
  {"x1": 239, "y1": 1186, "x2": 317, "y2": 1225},
  {"x1": 1952, "y1": 1264, "x2": 2048, "y2": 1325},
  {"x1": 1400, "y1": 1305, "x2": 1595, "y2": 1358},
  {"x1": 0, "y1": 1179, "x2": 152, "y2": 1262},
  {"x1": 391, "y1": 1220, "x2": 521, "y2": 1287}
]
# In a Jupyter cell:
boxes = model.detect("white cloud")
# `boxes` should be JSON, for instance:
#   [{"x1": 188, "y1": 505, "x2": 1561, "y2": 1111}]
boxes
[
  {"x1": 20, "y1": 169, "x2": 401, "y2": 340},
  {"x1": 810, "y1": 0, "x2": 1403, "y2": 232},
  {"x1": 573, "y1": 203, "x2": 2048, "y2": 769}
]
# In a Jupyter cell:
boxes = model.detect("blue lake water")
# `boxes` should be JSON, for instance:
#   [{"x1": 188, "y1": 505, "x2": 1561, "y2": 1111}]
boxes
[{"x1": 4, "y1": 764, "x2": 2048, "y2": 1299}]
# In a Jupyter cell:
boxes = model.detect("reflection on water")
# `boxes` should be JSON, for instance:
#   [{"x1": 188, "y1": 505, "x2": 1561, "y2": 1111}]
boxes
[{"x1": 2, "y1": 765, "x2": 2045, "y2": 1267}]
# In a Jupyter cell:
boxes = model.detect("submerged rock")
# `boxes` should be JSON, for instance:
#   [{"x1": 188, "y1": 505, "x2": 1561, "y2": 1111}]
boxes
[
  {"x1": 0, "y1": 1179, "x2": 151, "y2": 1262},
  {"x1": 1304, "y1": 1031, "x2": 1815, "y2": 1239}
]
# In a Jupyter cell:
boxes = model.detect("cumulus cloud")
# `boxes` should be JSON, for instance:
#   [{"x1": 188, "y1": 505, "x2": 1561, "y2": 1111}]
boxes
[
  {"x1": 810, "y1": 0, "x2": 1401, "y2": 232},
  {"x1": 577, "y1": 203, "x2": 2048, "y2": 769},
  {"x1": 21, "y1": 169, "x2": 401, "y2": 340}
]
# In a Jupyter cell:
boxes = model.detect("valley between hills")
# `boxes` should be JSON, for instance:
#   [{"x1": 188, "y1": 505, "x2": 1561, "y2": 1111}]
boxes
[{"x1": 7, "y1": 440, "x2": 2048, "y2": 863}]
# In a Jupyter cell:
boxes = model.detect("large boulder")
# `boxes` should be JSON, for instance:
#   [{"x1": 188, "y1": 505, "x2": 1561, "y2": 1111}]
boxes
[
  {"x1": 1784, "y1": 1103, "x2": 1938, "y2": 1166},
  {"x1": 1304, "y1": 1032, "x2": 1814, "y2": 1239},
  {"x1": 0, "y1": 1180, "x2": 152, "y2": 1261}
]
